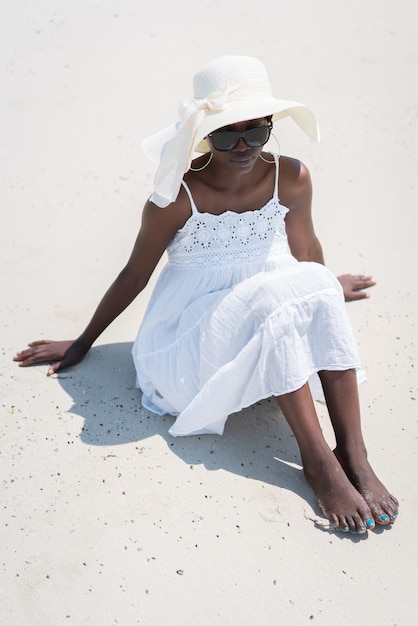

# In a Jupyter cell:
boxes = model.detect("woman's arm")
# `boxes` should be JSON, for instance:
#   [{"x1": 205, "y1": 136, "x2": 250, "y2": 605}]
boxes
[
  {"x1": 14, "y1": 195, "x2": 190, "y2": 374},
  {"x1": 280, "y1": 157, "x2": 324, "y2": 263},
  {"x1": 280, "y1": 157, "x2": 375, "y2": 301}
]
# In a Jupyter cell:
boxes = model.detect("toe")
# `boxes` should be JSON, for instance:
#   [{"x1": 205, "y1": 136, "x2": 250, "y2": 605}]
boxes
[
  {"x1": 354, "y1": 512, "x2": 369, "y2": 533},
  {"x1": 340, "y1": 515, "x2": 353, "y2": 533},
  {"x1": 366, "y1": 496, "x2": 398, "y2": 525},
  {"x1": 388, "y1": 498, "x2": 399, "y2": 522},
  {"x1": 332, "y1": 515, "x2": 350, "y2": 532},
  {"x1": 373, "y1": 501, "x2": 398, "y2": 525}
]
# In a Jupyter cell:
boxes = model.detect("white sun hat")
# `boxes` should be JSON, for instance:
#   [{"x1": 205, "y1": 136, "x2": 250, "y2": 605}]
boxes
[{"x1": 143, "y1": 55, "x2": 320, "y2": 208}]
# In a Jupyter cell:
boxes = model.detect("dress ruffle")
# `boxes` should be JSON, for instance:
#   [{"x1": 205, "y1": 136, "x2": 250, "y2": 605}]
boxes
[{"x1": 133, "y1": 261, "x2": 361, "y2": 437}]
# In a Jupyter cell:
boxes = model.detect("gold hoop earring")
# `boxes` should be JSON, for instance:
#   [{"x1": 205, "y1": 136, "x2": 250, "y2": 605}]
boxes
[
  {"x1": 259, "y1": 133, "x2": 280, "y2": 163},
  {"x1": 190, "y1": 152, "x2": 213, "y2": 171}
]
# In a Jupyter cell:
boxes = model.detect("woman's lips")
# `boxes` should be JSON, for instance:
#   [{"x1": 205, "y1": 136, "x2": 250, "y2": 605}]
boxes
[{"x1": 230, "y1": 155, "x2": 254, "y2": 166}]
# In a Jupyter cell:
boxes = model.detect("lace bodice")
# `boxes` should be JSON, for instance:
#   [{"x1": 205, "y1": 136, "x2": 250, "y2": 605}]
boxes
[{"x1": 167, "y1": 198, "x2": 290, "y2": 269}]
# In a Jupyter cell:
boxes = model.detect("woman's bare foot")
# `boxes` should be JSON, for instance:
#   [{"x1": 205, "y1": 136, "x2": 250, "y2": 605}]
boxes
[
  {"x1": 334, "y1": 446, "x2": 399, "y2": 526},
  {"x1": 303, "y1": 445, "x2": 374, "y2": 534}
]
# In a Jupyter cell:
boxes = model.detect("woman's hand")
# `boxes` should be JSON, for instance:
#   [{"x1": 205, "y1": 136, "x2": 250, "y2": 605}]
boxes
[
  {"x1": 13, "y1": 339, "x2": 88, "y2": 376},
  {"x1": 337, "y1": 274, "x2": 376, "y2": 302}
]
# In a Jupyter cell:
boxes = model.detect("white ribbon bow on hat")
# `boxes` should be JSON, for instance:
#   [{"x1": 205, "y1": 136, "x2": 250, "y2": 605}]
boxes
[
  {"x1": 178, "y1": 84, "x2": 231, "y2": 123},
  {"x1": 151, "y1": 85, "x2": 233, "y2": 208}
]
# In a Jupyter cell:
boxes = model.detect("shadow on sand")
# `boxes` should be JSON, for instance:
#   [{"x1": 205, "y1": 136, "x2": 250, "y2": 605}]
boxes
[
  {"x1": 55, "y1": 342, "x2": 313, "y2": 499},
  {"x1": 55, "y1": 341, "x2": 391, "y2": 540}
]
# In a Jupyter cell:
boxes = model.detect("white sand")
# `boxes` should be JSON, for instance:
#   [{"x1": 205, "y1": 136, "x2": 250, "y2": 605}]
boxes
[{"x1": 2, "y1": 1, "x2": 417, "y2": 624}]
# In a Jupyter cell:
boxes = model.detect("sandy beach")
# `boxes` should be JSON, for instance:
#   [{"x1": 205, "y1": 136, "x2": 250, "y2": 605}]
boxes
[{"x1": 2, "y1": 1, "x2": 418, "y2": 624}]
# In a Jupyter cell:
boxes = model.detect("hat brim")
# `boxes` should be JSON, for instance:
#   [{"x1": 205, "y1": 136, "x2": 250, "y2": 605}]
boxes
[{"x1": 143, "y1": 98, "x2": 320, "y2": 165}]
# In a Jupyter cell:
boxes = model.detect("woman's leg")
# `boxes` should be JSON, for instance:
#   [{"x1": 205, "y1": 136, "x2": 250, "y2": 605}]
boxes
[
  {"x1": 318, "y1": 369, "x2": 398, "y2": 524},
  {"x1": 276, "y1": 382, "x2": 374, "y2": 533}
]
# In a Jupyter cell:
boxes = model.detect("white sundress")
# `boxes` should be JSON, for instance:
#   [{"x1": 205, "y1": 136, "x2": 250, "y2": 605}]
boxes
[{"x1": 132, "y1": 155, "x2": 361, "y2": 437}]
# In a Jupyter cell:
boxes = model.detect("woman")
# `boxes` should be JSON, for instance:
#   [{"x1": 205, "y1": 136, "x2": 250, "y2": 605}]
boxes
[{"x1": 14, "y1": 55, "x2": 398, "y2": 533}]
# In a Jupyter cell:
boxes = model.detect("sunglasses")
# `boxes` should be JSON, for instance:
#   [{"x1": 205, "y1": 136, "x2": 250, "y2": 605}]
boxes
[{"x1": 208, "y1": 123, "x2": 272, "y2": 152}]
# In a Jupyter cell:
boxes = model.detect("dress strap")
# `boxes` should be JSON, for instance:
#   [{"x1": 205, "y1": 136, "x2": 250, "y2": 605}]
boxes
[
  {"x1": 273, "y1": 153, "x2": 280, "y2": 201},
  {"x1": 181, "y1": 181, "x2": 199, "y2": 215}
]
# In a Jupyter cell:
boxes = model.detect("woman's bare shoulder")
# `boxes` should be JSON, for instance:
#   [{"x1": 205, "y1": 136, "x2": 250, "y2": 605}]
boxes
[
  {"x1": 142, "y1": 184, "x2": 194, "y2": 232},
  {"x1": 278, "y1": 156, "x2": 312, "y2": 209},
  {"x1": 279, "y1": 155, "x2": 310, "y2": 181}
]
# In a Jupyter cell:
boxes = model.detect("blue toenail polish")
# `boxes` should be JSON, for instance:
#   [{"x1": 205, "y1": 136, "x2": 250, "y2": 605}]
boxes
[
  {"x1": 366, "y1": 519, "x2": 374, "y2": 528},
  {"x1": 380, "y1": 514, "x2": 389, "y2": 521},
  {"x1": 359, "y1": 526, "x2": 365, "y2": 532},
  {"x1": 343, "y1": 526, "x2": 349, "y2": 532},
  {"x1": 391, "y1": 514, "x2": 398, "y2": 520}
]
